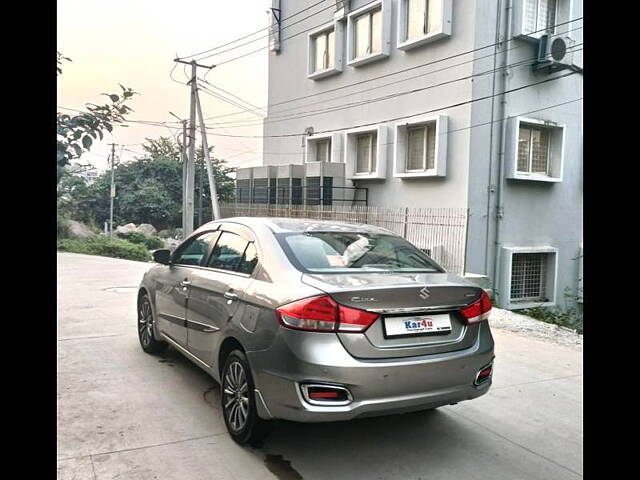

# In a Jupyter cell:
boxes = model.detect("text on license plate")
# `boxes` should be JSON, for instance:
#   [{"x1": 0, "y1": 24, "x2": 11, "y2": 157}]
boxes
[{"x1": 384, "y1": 314, "x2": 452, "y2": 337}]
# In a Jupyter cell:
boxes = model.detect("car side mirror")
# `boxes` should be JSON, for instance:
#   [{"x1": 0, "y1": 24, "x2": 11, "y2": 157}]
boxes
[{"x1": 152, "y1": 249, "x2": 172, "y2": 265}]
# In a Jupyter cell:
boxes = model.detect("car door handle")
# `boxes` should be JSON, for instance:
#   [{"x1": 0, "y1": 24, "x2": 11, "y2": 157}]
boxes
[{"x1": 224, "y1": 289, "x2": 239, "y2": 300}]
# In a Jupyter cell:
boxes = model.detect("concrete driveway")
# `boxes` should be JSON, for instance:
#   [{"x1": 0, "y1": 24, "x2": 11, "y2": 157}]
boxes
[{"x1": 57, "y1": 253, "x2": 582, "y2": 480}]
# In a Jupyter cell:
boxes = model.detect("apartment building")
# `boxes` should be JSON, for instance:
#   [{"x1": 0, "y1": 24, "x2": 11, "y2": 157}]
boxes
[{"x1": 237, "y1": 0, "x2": 583, "y2": 311}]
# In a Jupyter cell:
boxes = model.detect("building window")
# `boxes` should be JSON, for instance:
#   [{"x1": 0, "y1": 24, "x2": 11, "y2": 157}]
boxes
[
  {"x1": 518, "y1": 124, "x2": 550, "y2": 174},
  {"x1": 305, "y1": 133, "x2": 343, "y2": 164},
  {"x1": 508, "y1": 117, "x2": 564, "y2": 182},
  {"x1": 510, "y1": 253, "x2": 549, "y2": 303},
  {"x1": 397, "y1": 0, "x2": 451, "y2": 50},
  {"x1": 354, "y1": 7, "x2": 382, "y2": 58},
  {"x1": 394, "y1": 115, "x2": 447, "y2": 178},
  {"x1": 523, "y1": 0, "x2": 557, "y2": 36},
  {"x1": 308, "y1": 21, "x2": 343, "y2": 80},
  {"x1": 316, "y1": 139, "x2": 331, "y2": 163},
  {"x1": 347, "y1": 0, "x2": 390, "y2": 67},
  {"x1": 312, "y1": 28, "x2": 335, "y2": 72},
  {"x1": 407, "y1": 123, "x2": 436, "y2": 172},
  {"x1": 356, "y1": 133, "x2": 377, "y2": 174}
]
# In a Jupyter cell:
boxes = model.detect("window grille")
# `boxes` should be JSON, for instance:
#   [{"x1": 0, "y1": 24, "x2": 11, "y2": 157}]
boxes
[
  {"x1": 510, "y1": 253, "x2": 548, "y2": 302},
  {"x1": 523, "y1": 0, "x2": 557, "y2": 35}
]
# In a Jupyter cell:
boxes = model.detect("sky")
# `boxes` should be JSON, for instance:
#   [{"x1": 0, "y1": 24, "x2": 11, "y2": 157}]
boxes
[{"x1": 57, "y1": 0, "x2": 269, "y2": 173}]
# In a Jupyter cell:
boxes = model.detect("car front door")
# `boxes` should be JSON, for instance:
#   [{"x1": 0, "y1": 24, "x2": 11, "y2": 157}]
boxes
[
  {"x1": 186, "y1": 227, "x2": 258, "y2": 367},
  {"x1": 154, "y1": 230, "x2": 220, "y2": 348}
]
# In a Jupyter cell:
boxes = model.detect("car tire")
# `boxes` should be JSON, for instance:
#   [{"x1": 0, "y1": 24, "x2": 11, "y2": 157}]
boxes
[
  {"x1": 221, "y1": 350, "x2": 271, "y2": 446},
  {"x1": 137, "y1": 294, "x2": 166, "y2": 354}
]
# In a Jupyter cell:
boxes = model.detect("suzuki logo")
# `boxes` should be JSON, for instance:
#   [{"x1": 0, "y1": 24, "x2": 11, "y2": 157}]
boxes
[{"x1": 419, "y1": 287, "x2": 431, "y2": 300}]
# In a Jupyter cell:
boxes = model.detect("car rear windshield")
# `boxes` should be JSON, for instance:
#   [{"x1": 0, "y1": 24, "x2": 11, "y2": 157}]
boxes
[{"x1": 277, "y1": 232, "x2": 443, "y2": 273}]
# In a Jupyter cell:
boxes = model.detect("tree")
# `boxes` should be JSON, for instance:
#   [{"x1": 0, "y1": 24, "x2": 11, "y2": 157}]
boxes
[
  {"x1": 74, "y1": 137, "x2": 235, "y2": 230},
  {"x1": 56, "y1": 52, "x2": 137, "y2": 182}
]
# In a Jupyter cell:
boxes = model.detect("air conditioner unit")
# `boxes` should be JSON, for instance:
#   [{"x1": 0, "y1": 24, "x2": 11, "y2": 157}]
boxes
[{"x1": 534, "y1": 34, "x2": 578, "y2": 73}]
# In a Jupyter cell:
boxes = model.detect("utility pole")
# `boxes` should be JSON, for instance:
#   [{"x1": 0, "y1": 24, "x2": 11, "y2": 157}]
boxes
[
  {"x1": 195, "y1": 88, "x2": 221, "y2": 220},
  {"x1": 170, "y1": 112, "x2": 189, "y2": 235},
  {"x1": 173, "y1": 58, "x2": 215, "y2": 236},
  {"x1": 109, "y1": 143, "x2": 116, "y2": 237}
]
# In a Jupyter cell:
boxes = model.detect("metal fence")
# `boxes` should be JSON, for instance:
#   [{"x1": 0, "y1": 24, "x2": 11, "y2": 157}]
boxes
[{"x1": 219, "y1": 203, "x2": 469, "y2": 274}]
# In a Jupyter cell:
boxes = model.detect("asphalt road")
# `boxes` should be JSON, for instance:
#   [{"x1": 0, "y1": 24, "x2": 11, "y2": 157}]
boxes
[{"x1": 57, "y1": 252, "x2": 583, "y2": 480}]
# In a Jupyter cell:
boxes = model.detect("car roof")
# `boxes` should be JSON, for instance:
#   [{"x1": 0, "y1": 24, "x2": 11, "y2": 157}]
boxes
[{"x1": 204, "y1": 217, "x2": 397, "y2": 235}]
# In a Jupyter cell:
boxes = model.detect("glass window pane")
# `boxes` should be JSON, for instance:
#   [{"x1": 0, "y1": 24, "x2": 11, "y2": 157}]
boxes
[
  {"x1": 355, "y1": 13, "x2": 370, "y2": 57},
  {"x1": 356, "y1": 134, "x2": 371, "y2": 173},
  {"x1": 326, "y1": 30, "x2": 335, "y2": 68},
  {"x1": 407, "y1": 127, "x2": 425, "y2": 171},
  {"x1": 207, "y1": 232, "x2": 248, "y2": 272},
  {"x1": 371, "y1": 132, "x2": 377, "y2": 172},
  {"x1": 371, "y1": 9, "x2": 382, "y2": 53},
  {"x1": 537, "y1": 0, "x2": 556, "y2": 33},
  {"x1": 281, "y1": 232, "x2": 441, "y2": 273},
  {"x1": 518, "y1": 127, "x2": 531, "y2": 172},
  {"x1": 313, "y1": 33, "x2": 325, "y2": 72},
  {"x1": 237, "y1": 242, "x2": 258, "y2": 275},
  {"x1": 316, "y1": 139, "x2": 330, "y2": 163},
  {"x1": 531, "y1": 128, "x2": 550, "y2": 173},
  {"x1": 427, "y1": 0, "x2": 442, "y2": 35},
  {"x1": 407, "y1": 0, "x2": 424, "y2": 39},
  {"x1": 425, "y1": 123, "x2": 436, "y2": 170},
  {"x1": 524, "y1": 0, "x2": 537, "y2": 34},
  {"x1": 173, "y1": 232, "x2": 218, "y2": 266}
]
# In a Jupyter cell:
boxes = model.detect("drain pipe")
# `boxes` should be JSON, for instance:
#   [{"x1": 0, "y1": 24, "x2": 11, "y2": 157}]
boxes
[{"x1": 491, "y1": 0, "x2": 513, "y2": 305}]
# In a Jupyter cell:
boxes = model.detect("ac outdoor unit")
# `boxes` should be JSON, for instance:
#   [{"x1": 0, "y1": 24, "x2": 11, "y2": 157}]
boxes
[{"x1": 534, "y1": 34, "x2": 578, "y2": 73}]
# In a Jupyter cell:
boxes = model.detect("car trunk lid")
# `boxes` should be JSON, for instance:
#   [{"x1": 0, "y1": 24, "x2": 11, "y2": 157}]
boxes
[{"x1": 302, "y1": 272, "x2": 484, "y2": 359}]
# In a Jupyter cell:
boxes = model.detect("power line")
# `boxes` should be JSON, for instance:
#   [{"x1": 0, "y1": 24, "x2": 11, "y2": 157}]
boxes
[
  {"x1": 204, "y1": 44, "x2": 582, "y2": 129},
  {"x1": 213, "y1": 10, "x2": 581, "y2": 68},
  {"x1": 195, "y1": 46, "x2": 582, "y2": 132},
  {"x1": 193, "y1": 2, "x2": 337, "y2": 62},
  {"x1": 177, "y1": 0, "x2": 328, "y2": 61},
  {"x1": 199, "y1": 19, "x2": 583, "y2": 122},
  {"x1": 195, "y1": 70, "x2": 580, "y2": 138},
  {"x1": 208, "y1": 97, "x2": 583, "y2": 158}
]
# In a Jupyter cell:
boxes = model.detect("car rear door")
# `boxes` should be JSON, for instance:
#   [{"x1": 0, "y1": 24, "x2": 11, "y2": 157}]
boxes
[
  {"x1": 154, "y1": 230, "x2": 219, "y2": 348},
  {"x1": 185, "y1": 224, "x2": 258, "y2": 367}
]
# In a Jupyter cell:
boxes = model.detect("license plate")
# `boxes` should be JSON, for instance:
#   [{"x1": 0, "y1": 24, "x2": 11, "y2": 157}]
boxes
[{"x1": 383, "y1": 314, "x2": 452, "y2": 338}]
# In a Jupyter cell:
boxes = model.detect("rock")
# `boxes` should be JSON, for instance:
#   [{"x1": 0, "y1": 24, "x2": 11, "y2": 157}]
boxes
[
  {"x1": 115, "y1": 223, "x2": 137, "y2": 236},
  {"x1": 66, "y1": 220, "x2": 96, "y2": 239},
  {"x1": 136, "y1": 223, "x2": 157, "y2": 236}
]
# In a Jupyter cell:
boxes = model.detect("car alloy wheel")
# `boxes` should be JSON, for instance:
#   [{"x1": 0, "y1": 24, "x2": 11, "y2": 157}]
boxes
[
  {"x1": 223, "y1": 361, "x2": 249, "y2": 432},
  {"x1": 138, "y1": 298, "x2": 154, "y2": 348},
  {"x1": 137, "y1": 294, "x2": 166, "y2": 354}
]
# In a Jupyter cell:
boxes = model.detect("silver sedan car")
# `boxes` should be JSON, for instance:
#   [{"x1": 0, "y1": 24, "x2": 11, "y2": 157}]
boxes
[{"x1": 137, "y1": 217, "x2": 494, "y2": 445}]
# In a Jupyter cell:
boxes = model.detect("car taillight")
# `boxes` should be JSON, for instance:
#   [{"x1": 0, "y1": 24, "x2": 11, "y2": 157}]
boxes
[
  {"x1": 459, "y1": 290, "x2": 492, "y2": 325},
  {"x1": 276, "y1": 295, "x2": 379, "y2": 333}
]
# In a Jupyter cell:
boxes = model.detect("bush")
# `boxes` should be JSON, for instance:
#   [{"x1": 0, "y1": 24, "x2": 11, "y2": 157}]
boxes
[
  {"x1": 521, "y1": 305, "x2": 583, "y2": 334},
  {"x1": 124, "y1": 232, "x2": 165, "y2": 250},
  {"x1": 57, "y1": 236, "x2": 151, "y2": 262}
]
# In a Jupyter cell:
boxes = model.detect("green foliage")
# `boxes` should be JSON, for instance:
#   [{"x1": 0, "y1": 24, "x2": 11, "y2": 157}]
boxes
[
  {"x1": 57, "y1": 236, "x2": 151, "y2": 262},
  {"x1": 57, "y1": 52, "x2": 137, "y2": 175},
  {"x1": 70, "y1": 137, "x2": 235, "y2": 230},
  {"x1": 521, "y1": 287, "x2": 583, "y2": 334},
  {"x1": 124, "y1": 232, "x2": 165, "y2": 250}
]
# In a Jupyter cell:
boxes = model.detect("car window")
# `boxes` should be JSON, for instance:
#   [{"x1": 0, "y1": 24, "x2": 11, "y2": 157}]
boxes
[
  {"x1": 277, "y1": 232, "x2": 443, "y2": 273},
  {"x1": 237, "y1": 242, "x2": 258, "y2": 275},
  {"x1": 207, "y1": 232, "x2": 249, "y2": 272},
  {"x1": 172, "y1": 232, "x2": 218, "y2": 266}
]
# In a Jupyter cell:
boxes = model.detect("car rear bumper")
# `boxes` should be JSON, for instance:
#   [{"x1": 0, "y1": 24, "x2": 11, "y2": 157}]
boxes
[{"x1": 247, "y1": 322, "x2": 494, "y2": 422}]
